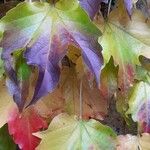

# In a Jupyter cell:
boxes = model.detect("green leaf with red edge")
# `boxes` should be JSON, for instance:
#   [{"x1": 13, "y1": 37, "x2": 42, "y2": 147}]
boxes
[
  {"x1": 0, "y1": 124, "x2": 16, "y2": 150},
  {"x1": 8, "y1": 106, "x2": 48, "y2": 150},
  {"x1": 34, "y1": 113, "x2": 117, "y2": 150}
]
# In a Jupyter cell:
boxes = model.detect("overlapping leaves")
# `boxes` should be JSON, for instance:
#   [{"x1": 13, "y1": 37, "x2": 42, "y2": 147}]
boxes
[
  {"x1": 0, "y1": 0, "x2": 103, "y2": 109},
  {"x1": 99, "y1": 9, "x2": 150, "y2": 91},
  {"x1": 0, "y1": 0, "x2": 149, "y2": 149}
]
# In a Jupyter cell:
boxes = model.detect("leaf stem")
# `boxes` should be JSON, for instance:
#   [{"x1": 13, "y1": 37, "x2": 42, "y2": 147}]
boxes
[{"x1": 79, "y1": 79, "x2": 83, "y2": 120}]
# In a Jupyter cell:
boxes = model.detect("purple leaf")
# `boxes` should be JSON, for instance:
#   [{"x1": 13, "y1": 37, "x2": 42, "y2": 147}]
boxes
[
  {"x1": 1, "y1": 2, "x2": 103, "y2": 108},
  {"x1": 79, "y1": 0, "x2": 108, "y2": 19},
  {"x1": 124, "y1": 0, "x2": 133, "y2": 16}
]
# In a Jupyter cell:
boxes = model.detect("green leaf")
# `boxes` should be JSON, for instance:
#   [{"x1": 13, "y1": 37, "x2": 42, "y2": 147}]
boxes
[
  {"x1": 14, "y1": 51, "x2": 31, "y2": 81},
  {"x1": 98, "y1": 8, "x2": 150, "y2": 119},
  {"x1": 0, "y1": 124, "x2": 16, "y2": 150},
  {"x1": 99, "y1": 10, "x2": 150, "y2": 91},
  {"x1": 35, "y1": 113, "x2": 117, "y2": 150}
]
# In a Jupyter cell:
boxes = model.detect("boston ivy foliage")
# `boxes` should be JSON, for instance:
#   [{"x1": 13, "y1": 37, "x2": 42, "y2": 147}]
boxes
[{"x1": 0, "y1": 0, "x2": 149, "y2": 149}]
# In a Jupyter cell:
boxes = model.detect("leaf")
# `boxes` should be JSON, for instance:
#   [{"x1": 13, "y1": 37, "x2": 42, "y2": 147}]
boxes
[
  {"x1": 124, "y1": 0, "x2": 133, "y2": 16},
  {"x1": 0, "y1": 1, "x2": 103, "y2": 108},
  {"x1": 16, "y1": 66, "x2": 65, "y2": 120},
  {"x1": 34, "y1": 84, "x2": 65, "y2": 120},
  {"x1": 60, "y1": 65, "x2": 107, "y2": 120},
  {"x1": 79, "y1": 0, "x2": 108, "y2": 19},
  {"x1": 28, "y1": 62, "x2": 107, "y2": 121},
  {"x1": 100, "y1": 56, "x2": 118, "y2": 100},
  {"x1": 11, "y1": 51, "x2": 31, "y2": 110},
  {"x1": 8, "y1": 106, "x2": 48, "y2": 150},
  {"x1": 35, "y1": 113, "x2": 117, "y2": 150},
  {"x1": 31, "y1": 61, "x2": 108, "y2": 121},
  {"x1": 0, "y1": 124, "x2": 16, "y2": 150},
  {"x1": 4, "y1": 53, "x2": 31, "y2": 110},
  {"x1": 0, "y1": 80, "x2": 15, "y2": 128},
  {"x1": 127, "y1": 80, "x2": 150, "y2": 133},
  {"x1": 98, "y1": 9, "x2": 150, "y2": 92}
]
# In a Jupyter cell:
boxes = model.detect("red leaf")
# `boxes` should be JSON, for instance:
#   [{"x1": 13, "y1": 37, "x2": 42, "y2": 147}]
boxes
[{"x1": 8, "y1": 107, "x2": 48, "y2": 150}]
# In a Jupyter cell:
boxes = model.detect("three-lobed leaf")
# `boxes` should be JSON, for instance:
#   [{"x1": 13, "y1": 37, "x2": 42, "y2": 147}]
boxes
[
  {"x1": 0, "y1": 1, "x2": 103, "y2": 109},
  {"x1": 35, "y1": 113, "x2": 117, "y2": 150}
]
